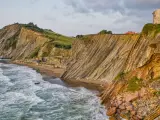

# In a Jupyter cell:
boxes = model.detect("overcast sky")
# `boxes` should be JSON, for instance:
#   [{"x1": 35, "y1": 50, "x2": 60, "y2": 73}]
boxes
[{"x1": 0, "y1": 0, "x2": 159, "y2": 36}]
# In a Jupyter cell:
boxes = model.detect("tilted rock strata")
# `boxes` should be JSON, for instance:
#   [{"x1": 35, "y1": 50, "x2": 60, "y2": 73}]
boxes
[
  {"x1": 62, "y1": 25, "x2": 160, "y2": 119},
  {"x1": 62, "y1": 34, "x2": 159, "y2": 83},
  {"x1": 0, "y1": 24, "x2": 71, "y2": 67}
]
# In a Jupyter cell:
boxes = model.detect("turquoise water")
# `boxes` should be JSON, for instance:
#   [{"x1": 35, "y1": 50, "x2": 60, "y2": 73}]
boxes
[{"x1": 0, "y1": 62, "x2": 108, "y2": 120}]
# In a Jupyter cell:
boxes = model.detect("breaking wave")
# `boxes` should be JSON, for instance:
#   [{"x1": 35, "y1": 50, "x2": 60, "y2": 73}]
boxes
[{"x1": 0, "y1": 62, "x2": 108, "y2": 120}]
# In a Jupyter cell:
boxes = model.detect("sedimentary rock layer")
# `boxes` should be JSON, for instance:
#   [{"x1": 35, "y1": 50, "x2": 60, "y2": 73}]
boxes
[
  {"x1": 62, "y1": 33, "x2": 159, "y2": 83},
  {"x1": 0, "y1": 24, "x2": 71, "y2": 65}
]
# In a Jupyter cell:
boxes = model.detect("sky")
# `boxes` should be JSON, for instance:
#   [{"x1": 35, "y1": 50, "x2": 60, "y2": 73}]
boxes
[{"x1": 0, "y1": 0, "x2": 159, "y2": 36}]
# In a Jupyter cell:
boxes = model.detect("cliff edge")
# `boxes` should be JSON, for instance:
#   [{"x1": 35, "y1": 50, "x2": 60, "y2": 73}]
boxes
[
  {"x1": 0, "y1": 23, "x2": 74, "y2": 68},
  {"x1": 62, "y1": 24, "x2": 160, "y2": 119}
]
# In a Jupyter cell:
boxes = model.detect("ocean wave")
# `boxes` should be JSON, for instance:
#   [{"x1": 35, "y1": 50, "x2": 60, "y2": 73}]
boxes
[{"x1": 0, "y1": 62, "x2": 108, "y2": 120}]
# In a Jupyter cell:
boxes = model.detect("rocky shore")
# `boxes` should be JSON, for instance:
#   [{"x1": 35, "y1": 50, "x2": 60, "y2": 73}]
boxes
[
  {"x1": 13, "y1": 60, "x2": 160, "y2": 120},
  {"x1": 1, "y1": 23, "x2": 160, "y2": 120},
  {"x1": 61, "y1": 24, "x2": 160, "y2": 120},
  {"x1": 102, "y1": 85, "x2": 160, "y2": 120}
]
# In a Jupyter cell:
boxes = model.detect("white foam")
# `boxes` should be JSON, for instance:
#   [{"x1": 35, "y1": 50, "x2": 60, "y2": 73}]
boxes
[{"x1": 0, "y1": 62, "x2": 109, "y2": 120}]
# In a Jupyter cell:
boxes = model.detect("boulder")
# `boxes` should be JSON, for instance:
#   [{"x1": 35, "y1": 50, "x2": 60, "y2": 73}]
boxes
[
  {"x1": 107, "y1": 107, "x2": 117, "y2": 116},
  {"x1": 117, "y1": 100, "x2": 123, "y2": 106},
  {"x1": 119, "y1": 104, "x2": 125, "y2": 110},
  {"x1": 139, "y1": 88, "x2": 146, "y2": 97},
  {"x1": 124, "y1": 92, "x2": 139, "y2": 102}
]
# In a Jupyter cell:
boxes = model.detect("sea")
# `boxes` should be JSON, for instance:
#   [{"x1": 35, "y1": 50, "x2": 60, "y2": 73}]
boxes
[{"x1": 0, "y1": 60, "x2": 108, "y2": 120}]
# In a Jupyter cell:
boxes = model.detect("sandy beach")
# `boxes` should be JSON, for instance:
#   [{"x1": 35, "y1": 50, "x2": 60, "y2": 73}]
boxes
[{"x1": 12, "y1": 60, "x2": 105, "y2": 91}]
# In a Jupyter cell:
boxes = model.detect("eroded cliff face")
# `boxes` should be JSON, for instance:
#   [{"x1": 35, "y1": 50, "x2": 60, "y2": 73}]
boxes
[
  {"x1": 1, "y1": 23, "x2": 159, "y2": 119},
  {"x1": 0, "y1": 24, "x2": 71, "y2": 67},
  {"x1": 62, "y1": 24, "x2": 160, "y2": 119},
  {"x1": 62, "y1": 33, "x2": 157, "y2": 82}
]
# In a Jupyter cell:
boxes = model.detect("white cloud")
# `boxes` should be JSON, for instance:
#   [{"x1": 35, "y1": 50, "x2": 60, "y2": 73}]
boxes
[{"x1": 0, "y1": 0, "x2": 157, "y2": 36}]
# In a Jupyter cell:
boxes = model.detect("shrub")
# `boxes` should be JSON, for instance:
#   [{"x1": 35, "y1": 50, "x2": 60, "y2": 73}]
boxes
[
  {"x1": 76, "y1": 35, "x2": 83, "y2": 38},
  {"x1": 114, "y1": 72, "x2": 125, "y2": 81},
  {"x1": 98, "y1": 30, "x2": 112, "y2": 34},
  {"x1": 54, "y1": 43, "x2": 71, "y2": 49},
  {"x1": 153, "y1": 91, "x2": 160, "y2": 96},
  {"x1": 142, "y1": 23, "x2": 160, "y2": 37},
  {"x1": 127, "y1": 76, "x2": 143, "y2": 92},
  {"x1": 21, "y1": 22, "x2": 44, "y2": 33},
  {"x1": 21, "y1": 22, "x2": 74, "y2": 50},
  {"x1": 36, "y1": 68, "x2": 40, "y2": 73}
]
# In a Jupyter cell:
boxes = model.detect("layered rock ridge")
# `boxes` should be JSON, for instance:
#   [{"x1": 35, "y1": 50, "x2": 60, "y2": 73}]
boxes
[
  {"x1": 62, "y1": 24, "x2": 160, "y2": 119},
  {"x1": 62, "y1": 33, "x2": 151, "y2": 82},
  {"x1": 0, "y1": 23, "x2": 73, "y2": 67}
]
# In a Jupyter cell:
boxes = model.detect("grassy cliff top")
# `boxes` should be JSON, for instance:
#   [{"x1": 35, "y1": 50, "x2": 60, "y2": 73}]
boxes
[
  {"x1": 142, "y1": 23, "x2": 160, "y2": 37},
  {"x1": 20, "y1": 23, "x2": 75, "y2": 49}
]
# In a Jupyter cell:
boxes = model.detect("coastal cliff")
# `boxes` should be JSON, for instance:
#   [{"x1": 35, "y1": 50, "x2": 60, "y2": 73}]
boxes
[
  {"x1": 0, "y1": 23, "x2": 73, "y2": 67},
  {"x1": 0, "y1": 23, "x2": 159, "y2": 119},
  {"x1": 62, "y1": 24, "x2": 160, "y2": 83},
  {"x1": 62, "y1": 24, "x2": 160, "y2": 119}
]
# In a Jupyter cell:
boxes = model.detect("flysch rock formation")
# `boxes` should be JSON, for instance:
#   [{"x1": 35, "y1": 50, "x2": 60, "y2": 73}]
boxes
[
  {"x1": 0, "y1": 23, "x2": 71, "y2": 67},
  {"x1": 62, "y1": 33, "x2": 151, "y2": 82},
  {"x1": 62, "y1": 24, "x2": 160, "y2": 120},
  {"x1": 0, "y1": 22, "x2": 159, "y2": 119}
]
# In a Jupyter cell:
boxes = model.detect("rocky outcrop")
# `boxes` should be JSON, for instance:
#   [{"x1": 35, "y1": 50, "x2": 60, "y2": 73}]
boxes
[
  {"x1": 62, "y1": 24, "x2": 160, "y2": 119},
  {"x1": 102, "y1": 84, "x2": 159, "y2": 119},
  {"x1": 0, "y1": 23, "x2": 72, "y2": 67},
  {"x1": 62, "y1": 24, "x2": 160, "y2": 83},
  {"x1": 62, "y1": 34, "x2": 152, "y2": 82},
  {"x1": 0, "y1": 23, "x2": 159, "y2": 119}
]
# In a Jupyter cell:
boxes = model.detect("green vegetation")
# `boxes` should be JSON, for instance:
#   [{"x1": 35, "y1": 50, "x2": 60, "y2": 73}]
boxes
[
  {"x1": 154, "y1": 91, "x2": 160, "y2": 96},
  {"x1": 98, "y1": 30, "x2": 112, "y2": 34},
  {"x1": 36, "y1": 68, "x2": 40, "y2": 73},
  {"x1": 142, "y1": 23, "x2": 160, "y2": 37},
  {"x1": 127, "y1": 76, "x2": 143, "y2": 92},
  {"x1": 54, "y1": 43, "x2": 71, "y2": 49},
  {"x1": 43, "y1": 30, "x2": 74, "y2": 49},
  {"x1": 76, "y1": 35, "x2": 84, "y2": 38},
  {"x1": 114, "y1": 72, "x2": 125, "y2": 81},
  {"x1": 21, "y1": 22, "x2": 44, "y2": 33},
  {"x1": 21, "y1": 22, "x2": 75, "y2": 49},
  {"x1": 29, "y1": 47, "x2": 40, "y2": 58}
]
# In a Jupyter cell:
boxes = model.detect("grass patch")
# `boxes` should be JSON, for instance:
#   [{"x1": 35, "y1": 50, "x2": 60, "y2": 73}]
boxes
[
  {"x1": 43, "y1": 30, "x2": 74, "y2": 49},
  {"x1": 98, "y1": 30, "x2": 112, "y2": 34},
  {"x1": 54, "y1": 43, "x2": 71, "y2": 49},
  {"x1": 154, "y1": 91, "x2": 160, "y2": 96},
  {"x1": 36, "y1": 68, "x2": 40, "y2": 73},
  {"x1": 21, "y1": 22, "x2": 44, "y2": 33},
  {"x1": 142, "y1": 23, "x2": 160, "y2": 37},
  {"x1": 127, "y1": 76, "x2": 143, "y2": 92},
  {"x1": 114, "y1": 72, "x2": 125, "y2": 81},
  {"x1": 21, "y1": 23, "x2": 75, "y2": 49}
]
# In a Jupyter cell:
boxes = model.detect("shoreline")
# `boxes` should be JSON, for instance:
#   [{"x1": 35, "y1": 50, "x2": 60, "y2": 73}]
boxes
[
  {"x1": 12, "y1": 60, "x2": 104, "y2": 92},
  {"x1": 12, "y1": 61, "x2": 64, "y2": 78}
]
